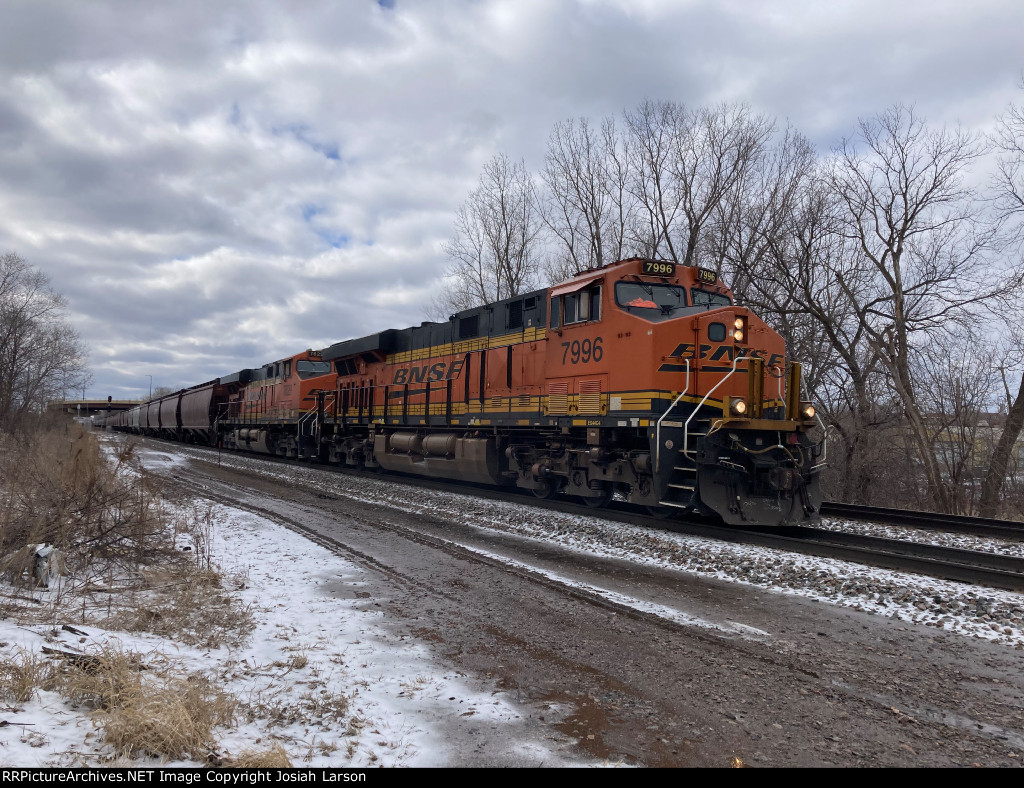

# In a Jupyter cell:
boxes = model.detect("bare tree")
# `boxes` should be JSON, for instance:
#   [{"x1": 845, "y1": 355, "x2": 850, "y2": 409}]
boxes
[
  {"x1": 978, "y1": 93, "x2": 1024, "y2": 517},
  {"x1": 916, "y1": 330, "x2": 999, "y2": 514},
  {"x1": 749, "y1": 172, "x2": 898, "y2": 504},
  {"x1": 827, "y1": 105, "x2": 1017, "y2": 513},
  {"x1": 433, "y1": 154, "x2": 543, "y2": 316},
  {"x1": 713, "y1": 125, "x2": 817, "y2": 302},
  {"x1": 0, "y1": 252, "x2": 91, "y2": 431},
  {"x1": 992, "y1": 92, "x2": 1024, "y2": 237},
  {"x1": 541, "y1": 116, "x2": 633, "y2": 280},
  {"x1": 978, "y1": 323, "x2": 1024, "y2": 517},
  {"x1": 622, "y1": 99, "x2": 680, "y2": 260},
  {"x1": 151, "y1": 386, "x2": 178, "y2": 400},
  {"x1": 624, "y1": 100, "x2": 774, "y2": 268}
]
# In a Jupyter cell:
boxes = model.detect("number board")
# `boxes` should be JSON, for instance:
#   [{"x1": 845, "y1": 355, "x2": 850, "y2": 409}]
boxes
[
  {"x1": 642, "y1": 260, "x2": 676, "y2": 276},
  {"x1": 696, "y1": 267, "x2": 717, "y2": 284}
]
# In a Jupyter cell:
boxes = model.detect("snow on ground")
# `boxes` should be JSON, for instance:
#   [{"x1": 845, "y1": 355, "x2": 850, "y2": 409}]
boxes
[
  {"x1": 150, "y1": 440, "x2": 1024, "y2": 649},
  {"x1": 0, "y1": 444, "x2": 592, "y2": 767}
]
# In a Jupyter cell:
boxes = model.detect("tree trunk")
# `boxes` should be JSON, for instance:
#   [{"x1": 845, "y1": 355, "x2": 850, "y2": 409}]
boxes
[{"x1": 979, "y1": 374, "x2": 1024, "y2": 518}]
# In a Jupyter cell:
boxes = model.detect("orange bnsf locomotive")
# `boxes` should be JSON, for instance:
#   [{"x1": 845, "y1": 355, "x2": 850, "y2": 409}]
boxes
[
  {"x1": 104, "y1": 349, "x2": 336, "y2": 455},
  {"x1": 104, "y1": 258, "x2": 824, "y2": 526}
]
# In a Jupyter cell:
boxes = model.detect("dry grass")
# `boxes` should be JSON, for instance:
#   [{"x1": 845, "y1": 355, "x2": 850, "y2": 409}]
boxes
[
  {"x1": 0, "y1": 425, "x2": 173, "y2": 597},
  {"x1": 271, "y1": 649, "x2": 309, "y2": 671},
  {"x1": 87, "y1": 503, "x2": 255, "y2": 649},
  {"x1": 227, "y1": 743, "x2": 293, "y2": 768},
  {"x1": 54, "y1": 646, "x2": 151, "y2": 709},
  {"x1": 100, "y1": 565, "x2": 255, "y2": 650},
  {"x1": 243, "y1": 685, "x2": 349, "y2": 728},
  {"x1": 50, "y1": 645, "x2": 235, "y2": 761},
  {"x1": 0, "y1": 647, "x2": 52, "y2": 703},
  {"x1": 100, "y1": 676, "x2": 234, "y2": 761}
]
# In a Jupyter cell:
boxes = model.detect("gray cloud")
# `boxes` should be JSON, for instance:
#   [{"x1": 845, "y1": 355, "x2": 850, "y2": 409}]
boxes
[{"x1": 0, "y1": 0, "x2": 1019, "y2": 399}]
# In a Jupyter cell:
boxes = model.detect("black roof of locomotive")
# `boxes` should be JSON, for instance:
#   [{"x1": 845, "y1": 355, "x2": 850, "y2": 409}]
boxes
[
  {"x1": 219, "y1": 369, "x2": 253, "y2": 385},
  {"x1": 321, "y1": 330, "x2": 400, "y2": 362},
  {"x1": 322, "y1": 286, "x2": 549, "y2": 362}
]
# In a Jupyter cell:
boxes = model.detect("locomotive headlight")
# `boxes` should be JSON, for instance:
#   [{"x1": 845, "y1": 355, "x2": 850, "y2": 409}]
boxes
[
  {"x1": 800, "y1": 402, "x2": 816, "y2": 420},
  {"x1": 732, "y1": 316, "x2": 746, "y2": 343},
  {"x1": 730, "y1": 398, "x2": 747, "y2": 416}
]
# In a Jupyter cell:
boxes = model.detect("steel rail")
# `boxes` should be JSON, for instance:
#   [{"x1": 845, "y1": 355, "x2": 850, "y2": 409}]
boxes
[{"x1": 821, "y1": 501, "x2": 1024, "y2": 541}]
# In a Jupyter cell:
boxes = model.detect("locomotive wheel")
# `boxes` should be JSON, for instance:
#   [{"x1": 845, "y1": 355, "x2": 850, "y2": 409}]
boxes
[
  {"x1": 532, "y1": 480, "x2": 560, "y2": 499},
  {"x1": 582, "y1": 488, "x2": 613, "y2": 508}
]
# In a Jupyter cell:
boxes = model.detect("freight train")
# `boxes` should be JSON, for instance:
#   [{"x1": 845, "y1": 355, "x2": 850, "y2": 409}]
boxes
[{"x1": 97, "y1": 257, "x2": 825, "y2": 526}]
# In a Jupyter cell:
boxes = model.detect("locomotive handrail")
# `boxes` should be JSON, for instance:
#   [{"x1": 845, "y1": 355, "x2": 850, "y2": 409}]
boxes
[
  {"x1": 297, "y1": 405, "x2": 317, "y2": 439},
  {"x1": 213, "y1": 402, "x2": 228, "y2": 443},
  {"x1": 811, "y1": 414, "x2": 829, "y2": 470},
  {"x1": 654, "y1": 359, "x2": 690, "y2": 473},
  {"x1": 787, "y1": 359, "x2": 828, "y2": 470},
  {"x1": 681, "y1": 355, "x2": 751, "y2": 463},
  {"x1": 297, "y1": 390, "x2": 336, "y2": 458},
  {"x1": 297, "y1": 401, "x2": 318, "y2": 435},
  {"x1": 799, "y1": 372, "x2": 828, "y2": 470}
]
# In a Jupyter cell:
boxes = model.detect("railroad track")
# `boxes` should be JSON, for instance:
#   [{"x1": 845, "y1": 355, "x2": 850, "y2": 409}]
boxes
[
  {"x1": 597, "y1": 509, "x2": 1024, "y2": 593},
  {"x1": 745, "y1": 525, "x2": 1024, "y2": 593},
  {"x1": 820, "y1": 501, "x2": 1024, "y2": 541},
  {"x1": 128, "y1": 435, "x2": 1024, "y2": 593}
]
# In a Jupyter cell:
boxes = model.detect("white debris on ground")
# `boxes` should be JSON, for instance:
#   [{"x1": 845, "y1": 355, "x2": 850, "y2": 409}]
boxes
[
  {"x1": 153, "y1": 441, "x2": 1024, "y2": 650},
  {"x1": 0, "y1": 444, "x2": 592, "y2": 767}
]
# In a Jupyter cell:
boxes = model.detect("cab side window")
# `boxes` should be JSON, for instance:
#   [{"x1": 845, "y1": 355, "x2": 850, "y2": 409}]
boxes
[
  {"x1": 564, "y1": 294, "x2": 579, "y2": 324},
  {"x1": 557, "y1": 285, "x2": 602, "y2": 327}
]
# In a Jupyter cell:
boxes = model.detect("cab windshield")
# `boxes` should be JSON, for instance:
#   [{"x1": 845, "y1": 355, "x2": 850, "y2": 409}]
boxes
[
  {"x1": 690, "y1": 289, "x2": 732, "y2": 309},
  {"x1": 296, "y1": 360, "x2": 332, "y2": 379},
  {"x1": 615, "y1": 282, "x2": 687, "y2": 322}
]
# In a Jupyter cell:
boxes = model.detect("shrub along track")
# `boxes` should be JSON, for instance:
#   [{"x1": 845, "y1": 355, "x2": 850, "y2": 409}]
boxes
[{"x1": 131, "y1": 435, "x2": 1024, "y2": 768}]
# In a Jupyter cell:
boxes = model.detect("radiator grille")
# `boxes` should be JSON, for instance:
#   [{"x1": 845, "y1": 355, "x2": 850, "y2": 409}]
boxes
[
  {"x1": 547, "y1": 383, "x2": 569, "y2": 415},
  {"x1": 578, "y1": 380, "x2": 602, "y2": 415}
]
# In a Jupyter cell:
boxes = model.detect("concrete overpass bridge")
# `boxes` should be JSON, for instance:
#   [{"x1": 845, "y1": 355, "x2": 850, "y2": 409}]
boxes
[{"x1": 48, "y1": 399, "x2": 138, "y2": 418}]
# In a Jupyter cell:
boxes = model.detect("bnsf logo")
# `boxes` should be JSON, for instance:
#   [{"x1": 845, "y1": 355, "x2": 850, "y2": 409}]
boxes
[
  {"x1": 392, "y1": 360, "x2": 465, "y2": 385},
  {"x1": 668, "y1": 343, "x2": 784, "y2": 366}
]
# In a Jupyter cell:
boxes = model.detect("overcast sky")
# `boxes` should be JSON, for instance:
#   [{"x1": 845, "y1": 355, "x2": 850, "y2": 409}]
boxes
[{"x1": 0, "y1": 0, "x2": 1020, "y2": 400}]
